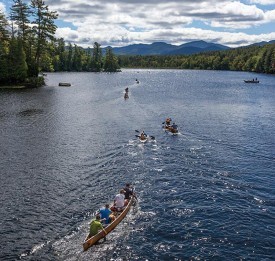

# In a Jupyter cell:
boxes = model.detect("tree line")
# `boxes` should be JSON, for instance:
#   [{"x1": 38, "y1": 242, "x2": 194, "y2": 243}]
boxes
[
  {"x1": 118, "y1": 43, "x2": 275, "y2": 74},
  {"x1": 0, "y1": 0, "x2": 120, "y2": 86}
]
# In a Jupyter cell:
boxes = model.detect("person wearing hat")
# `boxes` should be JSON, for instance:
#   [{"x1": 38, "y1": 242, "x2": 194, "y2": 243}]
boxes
[{"x1": 113, "y1": 189, "x2": 125, "y2": 211}]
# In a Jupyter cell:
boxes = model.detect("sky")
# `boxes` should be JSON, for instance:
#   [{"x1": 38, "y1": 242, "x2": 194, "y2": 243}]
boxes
[{"x1": 1, "y1": 0, "x2": 275, "y2": 48}]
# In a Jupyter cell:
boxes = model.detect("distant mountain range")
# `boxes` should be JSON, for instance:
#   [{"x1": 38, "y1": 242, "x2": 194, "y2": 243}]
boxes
[
  {"x1": 108, "y1": 40, "x2": 229, "y2": 56},
  {"x1": 248, "y1": 40, "x2": 275, "y2": 47},
  {"x1": 103, "y1": 40, "x2": 275, "y2": 56}
]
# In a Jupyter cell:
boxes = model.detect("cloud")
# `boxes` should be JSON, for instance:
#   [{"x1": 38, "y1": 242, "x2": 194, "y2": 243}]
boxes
[
  {"x1": 45, "y1": 0, "x2": 275, "y2": 47},
  {"x1": 265, "y1": 9, "x2": 275, "y2": 21},
  {"x1": 188, "y1": 1, "x2": 265, "y2": 28},
  {"x1": 0, "y1": 2, "x2": 6, "y2": 13},
  {"x1": 56, "y1": 25, "x2": 275, "y2": 48},
  {"x1": 249, "y1": 0, "x2": 275, "y2": 5}
]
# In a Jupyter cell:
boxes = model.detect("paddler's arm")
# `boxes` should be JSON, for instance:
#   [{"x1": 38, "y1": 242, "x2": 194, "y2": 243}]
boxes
[{"x1": 100, "y1": 223, "x2": 107, "y2": 235}]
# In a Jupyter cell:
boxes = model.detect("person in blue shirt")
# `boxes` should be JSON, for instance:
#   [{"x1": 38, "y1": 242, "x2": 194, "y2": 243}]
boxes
[{"x1": 98, "y1": 204, "x2": 112, "y2": 225}]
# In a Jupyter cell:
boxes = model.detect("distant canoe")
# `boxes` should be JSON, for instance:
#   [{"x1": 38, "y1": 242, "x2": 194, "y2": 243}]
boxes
[
  {"x1": 244, "y1": 80, "x2": 259, "y2": 83},
  {"x1": 59, "y1": 83, "x2": 71, "y2": 87}
]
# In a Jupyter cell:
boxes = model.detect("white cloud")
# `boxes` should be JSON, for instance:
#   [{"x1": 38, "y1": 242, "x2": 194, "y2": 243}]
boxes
[
  {"x1": 58, "y1": 25, "x2": 275, "y2": 48},
  {"x1": 249, "y1": 0, "x2": 275, "y2": 5},
  {"x1": 265, "y1": 9, "x2": 275, "y2": 21},
  {"x1": 45, "y1": 0, "x2": 275, "y2": 47},
  {"x1": 0, "y1": 2, "x2": 6, "y2": 13}
]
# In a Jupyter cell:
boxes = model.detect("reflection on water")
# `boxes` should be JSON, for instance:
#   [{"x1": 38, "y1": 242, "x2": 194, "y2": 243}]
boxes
[{"x1": 0, "y1": 70, "x2": 274, "y2": 260}]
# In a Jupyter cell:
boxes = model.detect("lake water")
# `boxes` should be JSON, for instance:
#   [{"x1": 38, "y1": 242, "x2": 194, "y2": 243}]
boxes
[{"x1": 0, "y1": 69, "x2": 274, "y2": 260}]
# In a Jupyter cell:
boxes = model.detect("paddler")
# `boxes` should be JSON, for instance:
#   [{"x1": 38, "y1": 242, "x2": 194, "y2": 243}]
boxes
[
  {"x1": 140, "y1": 131, "x2": 147, "y2": 140},
  {"x1": 86, "y1": 214, "x2": 107, "y2": 241},
  {"x1": 171, "y1": 122, "x2": 178, "y2": 130},
  {"x1": 165, "y1": 118, "x2": 172, "y2": 126}
]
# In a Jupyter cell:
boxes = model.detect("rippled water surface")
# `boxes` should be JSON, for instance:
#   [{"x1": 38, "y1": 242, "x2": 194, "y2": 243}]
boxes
[{"x1": 0, "y1": 70, "x2": 274, "y2": 260}]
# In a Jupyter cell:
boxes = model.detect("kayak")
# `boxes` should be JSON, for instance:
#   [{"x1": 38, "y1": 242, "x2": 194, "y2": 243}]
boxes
[
  {"x1": 138, "y1": 136, "x2": 148, "y2": 143},
  {"x1": 83, "y1": 196, "x2": 135, "y2": 251},
  {"x1": 163, "y1": 126, "x2": 179, "y2": 134}
]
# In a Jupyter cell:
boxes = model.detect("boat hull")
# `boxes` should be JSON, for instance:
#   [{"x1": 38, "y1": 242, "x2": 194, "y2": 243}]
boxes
[
  {"x1": 139, "y1": 138, "x2": 148, "y2": 143},
  {"x1": 244, "y1": 80, "x2": 259, "y2": 83},
  {"x1": 59, "y1": 82, "x2": 71, "y2": 86},
  {"x1": 83, "y1": 196, "x2": 134, "y2": 251},
  {"x1": 163, "y1": 126, "x2": 179, "y2": 134}
]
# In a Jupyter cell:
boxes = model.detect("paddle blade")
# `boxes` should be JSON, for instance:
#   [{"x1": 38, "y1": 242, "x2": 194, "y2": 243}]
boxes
[
  {"x1": 135, "y1": 130, "x2": 140, "y2": 133},
  {"x1": 150, "y1": 136, "x2": 155, "y2": 140}
]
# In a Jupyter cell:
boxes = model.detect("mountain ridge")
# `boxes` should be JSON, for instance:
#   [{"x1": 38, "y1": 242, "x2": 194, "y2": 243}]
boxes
[
  {"x1": 104, "y1": 40, "x2": 275, "y2": 56},
  {"x1": 109, "y1": 40, "x2": 230, "y2": 55}
]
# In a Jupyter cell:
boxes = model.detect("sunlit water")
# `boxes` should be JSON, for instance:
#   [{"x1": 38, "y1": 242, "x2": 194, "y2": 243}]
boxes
[{"x1": 0, "y1": 69, "x2": 274, "y2": 260}]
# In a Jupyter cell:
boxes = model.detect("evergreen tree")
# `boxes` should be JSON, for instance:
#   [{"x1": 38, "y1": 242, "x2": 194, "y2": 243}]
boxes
[
  {"x1": 0, "y1": 11, "x2": 10, "y2": 83},
  {"x1": 56, "y1": 38, "x2": 66, "y2": 71},
  {"x1": 10, "y1": 0, "x2": 34, "y2": 77},
  {"x1": 72, "y1": 44, "x2": 82, "y2": 71},
  {"x1": 10, "y1": 0, "x2": 31, "y2": 40},
  {"x1": 91, "y1": 42, "x2": 102, "y2": 72},
  {"x1": 67, "y1": 43, "x2": 73, "y2": 71},
  {"x1": 8, "y1": 38, "x2": 28, "y2": 82},
  {"x1": 30, "y1": 0, "x2": 58, "y2": 76},
  {"x1": 0, "y1": 10, "x2": 9, "y2": 41},
  {"x1": 104, "y1": 47, "x2": 120, "y2": 72}
]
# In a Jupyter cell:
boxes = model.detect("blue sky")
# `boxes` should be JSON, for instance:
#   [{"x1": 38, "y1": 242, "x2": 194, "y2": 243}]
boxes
[{"x1": 1, "y1": 0, "x2": 274, "y2": 48}]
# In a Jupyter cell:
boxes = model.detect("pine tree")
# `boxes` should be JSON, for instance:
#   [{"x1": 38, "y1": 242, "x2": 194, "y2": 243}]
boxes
[
  {"x1": 91, "y1": 42, "x2": 102, "y2": 72},
  {"x1": 30, "y1": 0, "x2": 58, "y2": 76},
  {"x1": 72, "y1": 44, "x2": 82, "y2": 71},
  {"x1": 56, "y1": 38, "x2": 66, "y2": 71},
  {"x1": 8, "y1": 38, "x2": 28, "y2": 82},
  {"x1": 0, "y1": 11, "x2": 10, "y2": 83},
  {"x1": 104, "y1": 47, "x2": 120, "y2": 72},
  {"x1": 10, "y1": 0, "x2": 31, "y2": 40},
  {"x1": 67, "y1": 43, "x2": 73, "y2": 71},
  {"x1": 0, "y1": 10, "x2": 9, "y2": 41}
]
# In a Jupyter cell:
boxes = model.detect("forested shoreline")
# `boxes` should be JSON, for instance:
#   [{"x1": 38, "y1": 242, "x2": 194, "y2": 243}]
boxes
[
  {"x1": 0, "y1": 0, "x2": 120, "y2": 87},
  {"x1": 0, "y1": 1, "x2": 274, "y2": 88},
  {"x1": 118, "y1": 43, "x2": 275, "y2": 74}
]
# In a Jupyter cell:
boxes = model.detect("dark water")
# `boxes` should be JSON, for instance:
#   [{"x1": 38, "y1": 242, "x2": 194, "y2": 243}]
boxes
[{"x1": 0, "y1": 70, "x2": 274, "y2": 260}]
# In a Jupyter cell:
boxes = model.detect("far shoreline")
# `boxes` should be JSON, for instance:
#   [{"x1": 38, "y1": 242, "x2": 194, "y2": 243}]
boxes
[{"x1": 0, "y1": 85, "x2": 26, "y2": 89}]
